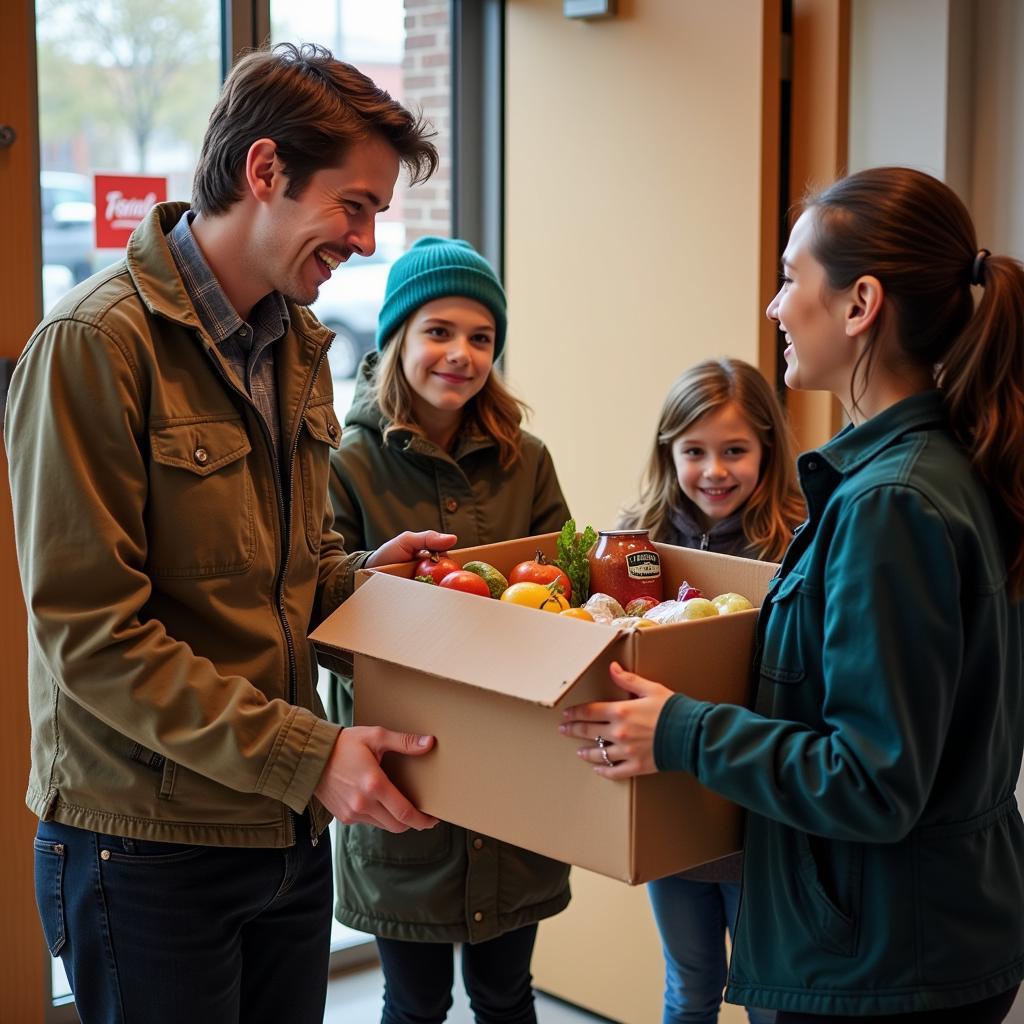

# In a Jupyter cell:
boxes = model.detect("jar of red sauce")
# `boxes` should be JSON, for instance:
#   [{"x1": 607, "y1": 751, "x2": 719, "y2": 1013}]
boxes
[{"x1": 587, "y1": 530, "x2": 663, "y2": 607}]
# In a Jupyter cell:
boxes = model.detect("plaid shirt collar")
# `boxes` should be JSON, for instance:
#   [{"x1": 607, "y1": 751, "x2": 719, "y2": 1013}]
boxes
[{"x1": 166, "y1": 210, "x2": 289, "y2": 350}]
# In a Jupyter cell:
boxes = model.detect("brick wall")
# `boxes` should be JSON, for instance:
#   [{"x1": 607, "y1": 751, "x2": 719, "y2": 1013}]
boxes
[{"x1": 402, "y1": 0, "x2": 451, "y2": 241}]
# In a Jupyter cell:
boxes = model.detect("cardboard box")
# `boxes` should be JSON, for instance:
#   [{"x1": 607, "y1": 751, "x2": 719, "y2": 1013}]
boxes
[{"x1": 310, "y1": 533, "x2": 777, "y2": 884}]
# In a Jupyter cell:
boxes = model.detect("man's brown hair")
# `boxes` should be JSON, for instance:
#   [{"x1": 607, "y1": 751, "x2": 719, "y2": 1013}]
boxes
[{"x1": 192, "y1": 42, "x2": 438, "y2": 215}]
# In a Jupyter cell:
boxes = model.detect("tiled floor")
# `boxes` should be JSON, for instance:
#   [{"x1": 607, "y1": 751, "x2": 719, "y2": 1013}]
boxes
[{"x1": 324, "y1": 959, "x2": 614, "y2": 1024}]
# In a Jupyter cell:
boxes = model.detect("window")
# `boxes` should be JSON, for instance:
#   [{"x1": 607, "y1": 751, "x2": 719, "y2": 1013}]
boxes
[
  {"x1": 36, "y1": 2, "x2": 222, "y2": 1009},
  {"x1": 36, "y1": 0, "x2": 222, "y2": 313},
  {"x1": 29, "y1": 0, "x2": 494, "y2": 1012},
  {"x1": 269, "y1": 0, "x2": 453, "y2": 956},
  {"x1": 271, "y1": 0, "x2": 453, "y2": 419}
]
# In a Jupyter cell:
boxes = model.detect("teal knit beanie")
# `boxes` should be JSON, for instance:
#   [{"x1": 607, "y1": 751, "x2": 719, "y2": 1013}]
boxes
[{"x1": 376, "y1": 236, "x2": 507, "y2": 357}]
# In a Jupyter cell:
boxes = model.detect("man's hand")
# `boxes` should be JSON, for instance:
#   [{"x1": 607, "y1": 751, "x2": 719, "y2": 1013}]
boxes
[
  {"x1": 366, "y1": 530, "x2": 458, "y2": 569},
  {"x1": 314, "y1": 726, "x2": 439, "y2": 832}
]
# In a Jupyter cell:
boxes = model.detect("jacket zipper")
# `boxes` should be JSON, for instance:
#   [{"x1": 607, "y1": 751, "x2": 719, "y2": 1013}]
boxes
[
  {"x1": 203, "y1": 338, "x2": 329, "y2": 847},
  {"x1": 700, "y1": 532, "x2": 710, "y2": 550},
  {"x1": 276, "y1": 348, "x2": 329, "y2": 848}
]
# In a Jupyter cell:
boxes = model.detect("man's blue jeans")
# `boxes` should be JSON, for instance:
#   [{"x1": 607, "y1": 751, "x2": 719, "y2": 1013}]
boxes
[
  {"x1": 647, "y1": 875, "x2": 775, "y2": 1024},
  {"x1": 34, "y1": 813, "x2": 333, "y2": 1024}
]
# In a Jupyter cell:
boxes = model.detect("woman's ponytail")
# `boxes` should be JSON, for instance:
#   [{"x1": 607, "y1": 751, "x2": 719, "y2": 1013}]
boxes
[{"x1": 941, "y1": 254, "x2": 1024, "y2": 595}]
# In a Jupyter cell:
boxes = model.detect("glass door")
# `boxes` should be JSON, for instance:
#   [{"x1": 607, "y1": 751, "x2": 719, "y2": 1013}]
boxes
[
  {"x1": 268, "y1": 0, "x2": 453, "y2": 958},
  {"x1": 270, "y1": 0, "x2": 452, "y2": 420},
  {"x1": 34, "y1": 0, "x2": 223, "y2": 1005},
  {"x1": 36, "y1": 0, "x2": 222, "y2": 311}
]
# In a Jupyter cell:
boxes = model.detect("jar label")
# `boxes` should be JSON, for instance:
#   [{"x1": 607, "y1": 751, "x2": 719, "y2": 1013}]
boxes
[{"x1": 625, "y1": 551, "x2": 661, "y2": 579}]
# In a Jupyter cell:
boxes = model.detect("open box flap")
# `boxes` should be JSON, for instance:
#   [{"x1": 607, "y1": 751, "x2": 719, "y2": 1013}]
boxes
[{"x1": 310, "y1": 571, "x2": 622, "y2": 705}]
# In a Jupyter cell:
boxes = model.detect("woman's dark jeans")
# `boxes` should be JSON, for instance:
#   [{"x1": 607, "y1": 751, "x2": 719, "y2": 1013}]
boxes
[
  {"x1": 376, "y1": 924, "x2": 539, "y2": 1024},
  {"x1": 34, "y1": 814, "x2": 332, "y2": 1024}
]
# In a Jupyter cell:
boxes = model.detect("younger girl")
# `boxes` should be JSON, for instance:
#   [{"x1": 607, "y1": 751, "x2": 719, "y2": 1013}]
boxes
[
  {"x1": 563, "y1": 167, "x2": 1024, "y2": 1022},
  {"x1": 327, "y1": 236, "x2": 571, "y2": 1024},
  {"x1": 620, "y1": 358, "x2": 802, "y2": 1024}
]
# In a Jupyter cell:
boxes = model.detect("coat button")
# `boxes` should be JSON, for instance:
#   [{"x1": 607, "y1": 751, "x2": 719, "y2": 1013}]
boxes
[
  {"x1": 327, "y1": 423, "x2": 338, "y2": 440},
  {"x1": 445, "y1": 497, "x2": 458, "y2": 513},
  {"x1": 473, "y1": 837, "x2": 484, "y2": 850},
  {"x1": 473, "y1": 911, "x2": 484, "y2": 922},
  {"x1": 194, "y1": 447, "x2": 209, "y2": 465},
  {"x1": 806, "y1": 460, "x2": 818, "y2": 471}
]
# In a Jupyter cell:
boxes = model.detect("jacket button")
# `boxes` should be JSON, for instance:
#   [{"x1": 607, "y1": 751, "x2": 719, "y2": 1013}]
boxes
[
  {"x1": 473, "y1": 911, "x2": 484, "y2": 922},
  {"x1": 806, "y1": 460, "x2": 818, "y2": 471},
  {"x1": 194, "y1": 447, "x2": 209, "y2": 465},
  {"x1": 445, "y1": 497, "x2": 458, "y2": 513},
  {"x1": 327, "y1": 423, "x2": 338, "y2": 440},
  {"x1": 473, "y1": 837, "x2": 484, "y2": 850},
  {"x1": 100, "y1": 849, "x2": 111, "y2": 861}
]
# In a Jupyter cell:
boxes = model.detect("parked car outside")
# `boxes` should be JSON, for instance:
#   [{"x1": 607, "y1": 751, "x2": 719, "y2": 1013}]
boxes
[
  {"x1": 310, "y1": 222, "x2": 405, "y2": 383},
  {"x1": 41, "y1": 170, "x2": 95, "y2": 285}
]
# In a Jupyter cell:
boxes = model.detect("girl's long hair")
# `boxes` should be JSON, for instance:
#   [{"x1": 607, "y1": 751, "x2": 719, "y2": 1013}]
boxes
[
  {"x1": 805, "y1": 166, "x2": 1024, "y2": 596},
  {"x1": 621, "y1": 358, "x2": 805, "y2": 561},
  {"x1": 373, "y1": 323, "x2": 529, "y2": 470}
]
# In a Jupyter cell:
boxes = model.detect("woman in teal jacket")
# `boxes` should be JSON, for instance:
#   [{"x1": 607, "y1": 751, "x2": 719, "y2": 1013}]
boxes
[{"x1": 561, "y1": 167, "x2": 1024, "y2": 1022}]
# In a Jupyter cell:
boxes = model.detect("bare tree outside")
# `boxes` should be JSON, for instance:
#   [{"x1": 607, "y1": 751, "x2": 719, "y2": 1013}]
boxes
[{"x1": 38, "y1": 0, "x2": 218, "y2": 174}]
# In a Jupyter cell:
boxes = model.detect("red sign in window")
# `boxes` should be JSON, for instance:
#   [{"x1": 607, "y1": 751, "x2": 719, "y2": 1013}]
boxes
[{"x1": 94, "y1": 174, "x2": 168, "y2": 249}]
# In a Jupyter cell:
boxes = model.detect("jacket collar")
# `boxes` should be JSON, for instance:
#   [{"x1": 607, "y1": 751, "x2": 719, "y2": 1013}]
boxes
[
  {"x1": 666, "y1": 501, "x2": 748, "y2": 552},
  {"x1": 125, "y1": 201, "x2": 331, "y2": 351},
  {"x1": 808, "y1": 390, "x2": 948, "y2": 478},
  {"x1": 125, "y1": 202, "x2": 204, "y2": 333}
]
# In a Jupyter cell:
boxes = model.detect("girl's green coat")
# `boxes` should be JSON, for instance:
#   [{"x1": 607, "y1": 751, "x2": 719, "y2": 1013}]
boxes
[
  {"x1": 326, "y1": 355, "x2": 572, "y2": 943},
  {"x1": 655, "y1": 391, "x2": 1024, "y2": 1015}
]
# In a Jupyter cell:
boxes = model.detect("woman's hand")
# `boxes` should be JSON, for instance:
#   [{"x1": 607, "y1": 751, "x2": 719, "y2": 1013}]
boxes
[
  {"x1": 367, "y1": 530, "x2": 458, "y2": 568},
  {"x1": 559, "y1": 662, "x2": 675, "y2": 779}
]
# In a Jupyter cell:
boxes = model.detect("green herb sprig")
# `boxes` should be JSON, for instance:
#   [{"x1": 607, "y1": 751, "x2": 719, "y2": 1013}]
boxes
[{"x1": 555, "y1": 519, "x2": 598, "y2": 608}]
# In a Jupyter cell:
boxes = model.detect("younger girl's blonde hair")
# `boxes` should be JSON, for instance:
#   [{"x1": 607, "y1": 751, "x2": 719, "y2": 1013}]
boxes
[
  {"x1": 622, "y1": 358, "x2": 805, "y2": 561},
  {"x1": 373, "y1": 322, "x2": 530, "y2": 470}
]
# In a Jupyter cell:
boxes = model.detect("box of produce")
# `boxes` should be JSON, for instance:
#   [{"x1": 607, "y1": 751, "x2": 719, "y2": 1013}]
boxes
[{"x1": 310, "y1": 527, "x2": 777, "y2": 884}]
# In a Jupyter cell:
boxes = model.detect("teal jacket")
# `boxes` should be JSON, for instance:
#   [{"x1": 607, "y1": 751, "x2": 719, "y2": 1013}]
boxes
[
  {"x1": 326, "y1": 355, "x2": 572, "y2": 943},
  {"x1": 654, "y1": 391, "x2": 1024, "y2": 1015}
]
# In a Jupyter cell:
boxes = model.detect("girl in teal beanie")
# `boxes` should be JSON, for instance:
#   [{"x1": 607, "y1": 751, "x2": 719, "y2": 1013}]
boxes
[{"x1": 327, "y1": 236, "x2": 572, "y2": 1024}]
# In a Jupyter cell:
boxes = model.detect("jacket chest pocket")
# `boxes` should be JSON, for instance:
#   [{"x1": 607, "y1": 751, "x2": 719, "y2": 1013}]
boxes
[
  {"x1": 147, "y1": 418, "x2": 255, "y2": 577},
  {"x1": 759, "y1": 571, "x2": 812, "y2": 686},
  {"x1": 299, "y1": 402, "x2": 342, "y2": 554}
]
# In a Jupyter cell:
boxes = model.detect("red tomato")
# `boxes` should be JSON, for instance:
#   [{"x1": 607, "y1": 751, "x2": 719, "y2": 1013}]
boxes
[
  {"x1": 508, "y1": 551, "x2": 572, "y2": 600},
  {"x1": 414, "y1": 552, "x2": 462, "y2": 585},
  {"x1": 438, "y1": 570, "x2": 492, "y2": 597}
]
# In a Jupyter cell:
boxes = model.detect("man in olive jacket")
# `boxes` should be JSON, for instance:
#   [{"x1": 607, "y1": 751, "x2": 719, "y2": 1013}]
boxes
[{"x1": 5, "y1": 44, "x2": 452, "y2": 1024}]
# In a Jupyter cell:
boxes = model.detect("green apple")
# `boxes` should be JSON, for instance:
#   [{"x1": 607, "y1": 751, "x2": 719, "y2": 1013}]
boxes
[
  {"x1": 679, "y1": 597, "x2": 719, "y2": 619},
  {"x1": 711, "y1": 592, "x2": 754, "y2": 615}
]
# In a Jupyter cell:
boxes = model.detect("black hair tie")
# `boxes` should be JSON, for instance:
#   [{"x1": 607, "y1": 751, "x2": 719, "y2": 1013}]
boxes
[{"x1": 971, "y1": 248, "x2": 991, "y2": 286}]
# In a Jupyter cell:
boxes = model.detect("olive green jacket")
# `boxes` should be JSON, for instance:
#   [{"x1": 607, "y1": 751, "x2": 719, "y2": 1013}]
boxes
[
  {"x1": 5, "y1": 202, "x2": 364, "y2": 847},
  {"x1": 327, "y1": 354, "x2": 572, "y2": 943}
]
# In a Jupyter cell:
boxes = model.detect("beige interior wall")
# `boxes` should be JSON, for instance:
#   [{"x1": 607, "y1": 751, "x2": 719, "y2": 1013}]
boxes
[
  {"x1": 504, "y1": 0, "x2": 779, "y2": 530},
  {"x1": 505, "y1": 4, "x2": 778, "y2": 1021}
]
